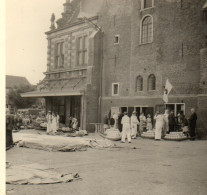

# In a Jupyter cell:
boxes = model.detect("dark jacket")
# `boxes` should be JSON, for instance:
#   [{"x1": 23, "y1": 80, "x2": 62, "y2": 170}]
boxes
[
  {"x1": 110, "y1": 118, "x2": 115, "y2": 126},
  {"x1": 6, "y1": 114, "x2": 14, "y2": 131},
  {"x1": 189, "y1": 113, "x2": 197, "y2": 128},
  {"x1": 168, "y1": 113, "x2": 175, "y2": 125}
]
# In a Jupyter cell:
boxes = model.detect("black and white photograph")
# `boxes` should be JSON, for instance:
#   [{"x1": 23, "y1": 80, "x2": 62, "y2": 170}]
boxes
[{"x1": 2, "y1": 0, "x2": 207, "y2": 194}]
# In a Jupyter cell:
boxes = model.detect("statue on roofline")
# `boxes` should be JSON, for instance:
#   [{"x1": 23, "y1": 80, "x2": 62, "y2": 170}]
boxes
[{"x1": 50, "y1": 13, "x2": 56, "y2": 30}]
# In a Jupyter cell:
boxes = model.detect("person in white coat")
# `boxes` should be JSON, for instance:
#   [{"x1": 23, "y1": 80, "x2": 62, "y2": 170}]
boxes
[
  {"x1": 56, "y1": 112, "x2": 60, "y2": 131},
  {"x1": 139, "y1": 112, "x2": 146, "y2": 134},
  {"x1": 154, "y1": 111, "x2": 164, "y2": 140},
  {"x1": 51, "y1": 112, "x2": 57, "y2": 134},
  {"x1": 130, "y1": 111, "x2": 139, "y2": 139},
  {"x1": 46, "y1": 111, "x2": 52, "y2": 134},
  {"x1": 121, "y1": 112, "x2": 131, "y2": 143}
]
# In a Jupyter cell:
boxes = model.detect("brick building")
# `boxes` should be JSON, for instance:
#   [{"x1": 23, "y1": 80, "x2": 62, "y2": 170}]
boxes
[
  {"x1": 23, "y1": 0, "x2": 207, "y2": 133},
  {"x1": 98, "y1": 0, "x2": 207, "y2": 133}
]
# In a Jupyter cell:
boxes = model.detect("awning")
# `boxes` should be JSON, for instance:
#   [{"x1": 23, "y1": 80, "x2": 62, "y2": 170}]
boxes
[{"x1": 21, "y1": 90, "x2": 84, "y2": 98}]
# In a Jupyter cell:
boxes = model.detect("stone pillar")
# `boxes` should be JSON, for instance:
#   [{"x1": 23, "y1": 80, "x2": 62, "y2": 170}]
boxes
[{"x1": 47, "y1": 38, "x2": 51, "y2": 71}]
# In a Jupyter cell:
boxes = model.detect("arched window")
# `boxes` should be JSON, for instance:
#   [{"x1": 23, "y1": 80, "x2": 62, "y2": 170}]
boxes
[
  {"x1": 136, "y1": 76, "x2": 143, "y2": 91},
  {"x1": 148, "y1": 74, "x2": 156, "y2": 90},
  {"x1": 141, "y1": 16, "x2": 153, "y2": 44}
]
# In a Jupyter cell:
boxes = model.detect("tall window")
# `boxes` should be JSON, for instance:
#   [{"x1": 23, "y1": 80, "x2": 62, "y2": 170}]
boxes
[
  {"x1": 136, "y1": 76, "x2": 143, "y2": 91},
  {"x1": 112, "y1": 83, "x2": 119, "y2": 96},
  {"x1": 148, "y1": 74, "x2": 156, "y2": 90},
  {"x1": 141, "y1": 16, "x2": 153, "y2": 44},
  {"x1": 142, "y1": 0, "x2": 153, "y2": 9},
  {"x1": 77, "y1": 35, "x2": 88, "y2": 65},
  {"x1": 55, "y1": 42, "x2": 64, "y2": 68}
]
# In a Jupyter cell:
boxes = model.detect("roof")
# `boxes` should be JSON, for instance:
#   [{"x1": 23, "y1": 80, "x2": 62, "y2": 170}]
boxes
[
  {"x1": 21, "y1": 90, "x2": 84, "y2": 98},
  {"x1": 46, "y1": 0, "x2": 104, "y2": 34},
  {"x1": 6, "y1": 75, "x2": 31, "y2": 88}
]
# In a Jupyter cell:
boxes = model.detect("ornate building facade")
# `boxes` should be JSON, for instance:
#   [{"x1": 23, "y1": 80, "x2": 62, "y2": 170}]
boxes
[{"x1": 23, "y1": 0, "x2": 207, "y2": 133}]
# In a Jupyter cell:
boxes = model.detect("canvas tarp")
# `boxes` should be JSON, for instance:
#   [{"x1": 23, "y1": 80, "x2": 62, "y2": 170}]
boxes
[
  {"x1": 13, "y1": 133, "x2": 116, "y2": 152},
  {"x1": 6, "y1": 163, "x2": 79, "y2": 185}
]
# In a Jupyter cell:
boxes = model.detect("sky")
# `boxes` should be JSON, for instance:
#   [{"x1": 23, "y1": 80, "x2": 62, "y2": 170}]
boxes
[{"x1": 6, "y1": 0, "x2": 66, "y2": 85}]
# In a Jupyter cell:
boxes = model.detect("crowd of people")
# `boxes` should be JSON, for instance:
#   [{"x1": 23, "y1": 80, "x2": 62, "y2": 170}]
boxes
[
  {"x1": 103, "y1": 108, "x2": 197, "y2": 143},
  {"x1": 46, "y1": 111, "x2": 60, "y2": 135},
  {"x1": 46, "y1": 111, "x2": 79, "y2": 135}
]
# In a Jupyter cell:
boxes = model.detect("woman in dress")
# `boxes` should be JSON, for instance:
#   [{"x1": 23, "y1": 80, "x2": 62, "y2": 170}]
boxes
[
  {"x1": 72, "y1": 118, "x2": 79, "y2": 131},
  {"x1": 146, "y1": 114, "x2": 153, "y2": 131},
  {"x1": 131, "y1": 111, "x2": 139, "y2": 138},
  {"x1": 56, "y1": 112, "x2": 60, "y2": 131},
  {"x1": 46, "y1": 111, "x2": 52, "y2": 134},
  {"x1": 139, "y1": 112, "x2": 146, "y2": 135},
  {"x1": 51, "y1": 112, "x2": 57, "y2": 134},
  {"x1": 154, "y1": 111, "x2": 164, "y2": 140}
]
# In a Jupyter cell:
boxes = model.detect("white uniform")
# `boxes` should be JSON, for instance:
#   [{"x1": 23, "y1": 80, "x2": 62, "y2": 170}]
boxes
[
  {"x1": 56, "y1": 115, "x2": 60, "y2": 131},
  {"x1": 51, "y1": 115, "x2": 57, "y2": 133},
  {"x1": 154, "y1": 114, "x2": 164, "y2": 140},
  {"x1": 121, "y1": 115, "x2": 131, "y2": 143},
  {"x1": 130, "y1": 115, "x2": 139, "y2": 138},
  {"x1": 113, "y1": 113, "x2": 118, "y2": 129},
  {"x1": 46, "y1": 114, "x2": 52, "y2": 133}
]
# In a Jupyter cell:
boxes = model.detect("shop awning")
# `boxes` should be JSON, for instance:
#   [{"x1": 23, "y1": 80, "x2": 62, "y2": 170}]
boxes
[{"x1": 21, "y1": 90, "x2": 83, "y2": 98}]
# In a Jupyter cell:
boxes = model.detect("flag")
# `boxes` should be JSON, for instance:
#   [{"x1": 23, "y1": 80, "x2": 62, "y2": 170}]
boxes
[{"x1": 163, "y1": 79, "x2": 173, "y2": 103}]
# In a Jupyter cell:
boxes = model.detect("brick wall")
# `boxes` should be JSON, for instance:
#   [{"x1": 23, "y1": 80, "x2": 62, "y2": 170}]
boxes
[
  {"x1": 99, "y1": 0, "x2": 206, "y2": 97},
  {"x1": 99, "y1": 0, "x2": 207, "y2": 136},
  {"x1": 85, "y1": 31, "x2": 102, "y2": 132}
]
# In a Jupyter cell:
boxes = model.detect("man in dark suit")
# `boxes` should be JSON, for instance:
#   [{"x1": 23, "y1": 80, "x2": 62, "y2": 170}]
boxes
[
  {"x1": 188, "y1": 108, "x2": 197, "y2": 140},
  {"x1": 6, "y1": 109, "x2": 14, "y2": 148},
  {"x1": 118, "y1": 113, "x2": 123, "y2": 132},
  {"x1": 168, "y1": 110, "x2": 175, "y2": 132}
]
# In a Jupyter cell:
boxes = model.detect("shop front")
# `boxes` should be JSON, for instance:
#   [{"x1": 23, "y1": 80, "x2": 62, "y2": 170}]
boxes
[
  {"x1": 45, "y1": 95, "x2": 83, "y2": 128},
  {"x1": 21, "y1": 90, "x2": 86, "y2": 130}
]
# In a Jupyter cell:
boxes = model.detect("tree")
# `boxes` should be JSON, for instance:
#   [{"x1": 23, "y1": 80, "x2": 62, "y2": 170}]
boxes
[{"x1": 7, "y1": 85, "x2": 37, "y2": 109}]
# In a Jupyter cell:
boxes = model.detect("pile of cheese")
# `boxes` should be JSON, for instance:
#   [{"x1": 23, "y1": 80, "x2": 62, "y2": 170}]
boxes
[
  {"x1": 164, "y1": 132, "x2": 187, "y2": 140},
  {"x1": 104, "y1": 128, "x2": 121, "y2": 140},
  {"x1": 141, "y1": 130, "x2": 155, "y2": 139}
]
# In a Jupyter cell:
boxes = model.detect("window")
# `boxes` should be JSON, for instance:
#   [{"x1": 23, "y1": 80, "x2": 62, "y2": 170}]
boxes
[
  {"x1": 114, "y1": 35, "x2": 119, "y2": 44},
  {"x1": 165, "y1": 103, "x2": 185, "y2": 116},
  {"x1": 136, "y1": 76, "x2": 143, "y2": 91},
  {"x1": 55, "y1": 42, "x2": 64, "y2": 68},
  {"x1": 77, "y1": 35, "x2": 88, "y2": 65},
  {"x1": 141, "y1": 0, "x2": 153, "y2": 9},
  {"x1": 147, "y1": 74, "x2": 156, "y2": 90},
  {"x1": 112, "y1": 83, "x2": 119, "y2": 96},
  {"x1": 141, "y1": 16, "x2": 153, "y2": 44}
]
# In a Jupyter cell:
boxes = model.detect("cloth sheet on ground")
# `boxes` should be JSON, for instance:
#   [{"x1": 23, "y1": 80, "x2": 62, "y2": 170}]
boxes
[
  {"x1": 6, "y1": 163, "x2": 79, "y2": 185},
  {"x1": 13, "y1": 132, "x2": 116, "y2": 152}
]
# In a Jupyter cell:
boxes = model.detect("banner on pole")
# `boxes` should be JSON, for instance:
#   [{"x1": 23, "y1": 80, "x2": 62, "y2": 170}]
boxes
[{"x1": 163, "y1": 79, "x2": 173, "y2": 103}]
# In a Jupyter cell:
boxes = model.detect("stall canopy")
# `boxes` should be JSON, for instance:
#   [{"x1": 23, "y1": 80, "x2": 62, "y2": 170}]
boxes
[{"x1": 21, "y1": 90, "x2": 83, "y2": 98}]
